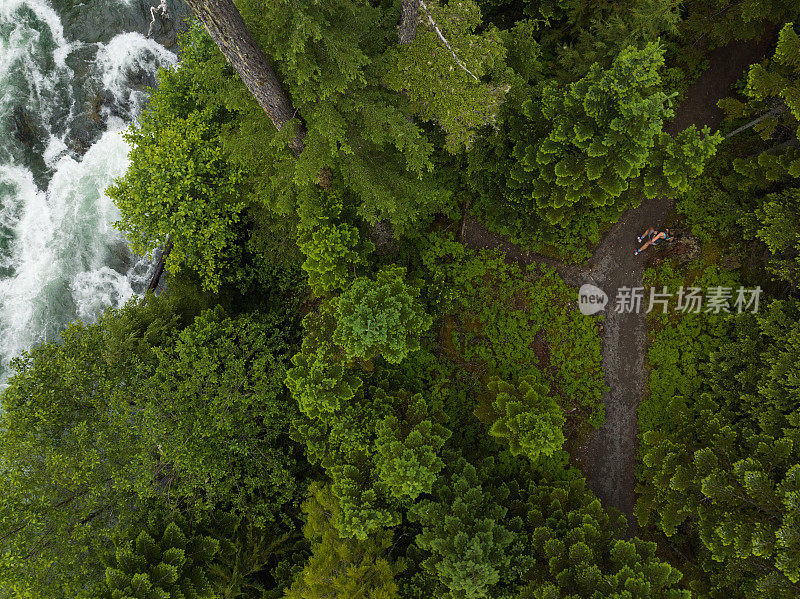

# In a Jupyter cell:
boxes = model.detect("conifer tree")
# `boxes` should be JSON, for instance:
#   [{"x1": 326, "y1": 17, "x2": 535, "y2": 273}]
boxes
[
  {"x1": 637, "y1": 300, "x2": 800, "y2": 597},
  {"x1": 523, "y1": 473, "x2": 689, "y2": 598},
  {"x1": 516, "y1": 42, "x2": 719, "y2": 226},
  {"x1": 717, "y1": 23, "x2": 800, "y2": 285},
  {"x1": 382, "y1": 0, "x2": 508, "y2": 153},
  {"x1": 334, "y1": 266, "x2": 432, "y2": 365},
  {"x1": 374, "y1": 393, "x2": 451, "y2": 502},
  {"x1": 285, "y1": 303, "x2": 363, "y2": 422},
  {"x1": 408, "y1": 457, "x2": 519, "y2": 599},
  {"x1": 95, "y1": 515, "x2": 219, "y2": 599},
  {"x1": 486, "y1": 375, "x2": 565, "y2": 461},
  {"x1": 285, "y1": 482, "x2": 401, "y2": 599},
  {"x1": 181, "y1": 0, "x2": 305, "y2": 154},
  {"x1": 298, "y1": 223, "x2": 366, "y2": 297}
]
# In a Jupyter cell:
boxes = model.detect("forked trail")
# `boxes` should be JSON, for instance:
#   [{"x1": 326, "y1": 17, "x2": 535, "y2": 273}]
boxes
[{"x1": 462, "y1": 30, "x2": 778, "y2": 537}]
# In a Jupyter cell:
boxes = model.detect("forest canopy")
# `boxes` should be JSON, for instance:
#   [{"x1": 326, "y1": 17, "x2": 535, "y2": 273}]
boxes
[{"x1": 2, "y1": 2, "x2": 800, "y2": 599}]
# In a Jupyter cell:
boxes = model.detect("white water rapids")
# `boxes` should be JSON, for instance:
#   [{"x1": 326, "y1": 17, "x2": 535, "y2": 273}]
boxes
[{"x1": 0, "y1": 0, "x2": 179, "y2": 380}]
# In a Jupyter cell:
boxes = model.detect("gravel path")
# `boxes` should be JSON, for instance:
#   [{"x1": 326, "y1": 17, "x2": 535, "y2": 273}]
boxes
[{"x1": 462, "y1": 31, "x2": 778, "y2": 538}]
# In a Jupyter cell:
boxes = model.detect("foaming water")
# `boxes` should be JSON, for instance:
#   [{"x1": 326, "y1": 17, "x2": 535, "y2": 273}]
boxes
[
  {"x1": 0, "y1": 0, "x2": 178, "y2": 381},
  {"x1": 94, "y1": 32, "x2": 177, "y2": 120}
]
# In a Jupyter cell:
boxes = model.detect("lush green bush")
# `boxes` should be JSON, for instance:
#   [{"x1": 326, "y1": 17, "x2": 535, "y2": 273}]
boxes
[
  {"x1": 421, "y1": 233, "x2": 606, "y2": 427},
  {"x1": 640, "y1": 262, "x2": 738, "y2": 433}
]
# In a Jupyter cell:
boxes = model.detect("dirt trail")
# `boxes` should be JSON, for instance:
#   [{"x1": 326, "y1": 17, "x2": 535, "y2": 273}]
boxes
[
  {"x1": 581, "y1": 32, "x2": 777, "y2": 538},
  {"x1": 462, "y1": 31, "x2": 777, "y2": 537}
]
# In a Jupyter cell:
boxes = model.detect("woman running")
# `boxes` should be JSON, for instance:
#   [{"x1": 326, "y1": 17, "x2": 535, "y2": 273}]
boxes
[{"x1": 635, "y1": 227, "x2": 673, "y2": 255}]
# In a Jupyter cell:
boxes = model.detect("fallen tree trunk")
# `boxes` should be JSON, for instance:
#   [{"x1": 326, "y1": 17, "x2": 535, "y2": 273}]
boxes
[{"x1": 144, "y1": 239, "x2": 173, "y2": 300}]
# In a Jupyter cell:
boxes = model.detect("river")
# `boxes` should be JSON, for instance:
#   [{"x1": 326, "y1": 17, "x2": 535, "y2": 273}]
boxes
[{"x1": 0, "y1": 0, "x2": 190, "y2": 380}]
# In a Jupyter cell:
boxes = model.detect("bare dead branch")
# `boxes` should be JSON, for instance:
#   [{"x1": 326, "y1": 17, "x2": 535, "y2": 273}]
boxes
[{"x1": 418, "y1": 0, "x2": 479, "y2": 82}]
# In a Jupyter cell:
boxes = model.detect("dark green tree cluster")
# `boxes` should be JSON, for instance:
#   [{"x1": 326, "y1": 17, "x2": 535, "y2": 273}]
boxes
[
  {"x1": 462, "y1": 7, "x2": 718, "y2": 257},
  {"x1": 680, "y1": 23, "x2": 800, "y2": 285},
  {"x1": 409, "y1": 457, "x2": 520, "y2": 599},
  {"x1": 639, "y1": 266, "x2": 800, "y2": 596},
  {"x1": 521, "y1": 471, "x2": 689, "y2": 598},
  {"x1": 0, "y1": 292, "x2": 306, "y2": 597}
]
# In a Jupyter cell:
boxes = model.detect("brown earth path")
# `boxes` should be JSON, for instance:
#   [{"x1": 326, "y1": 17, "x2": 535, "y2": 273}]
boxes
[{"x1": 462, "y1": 30, "x2": 778, "y2": 538}]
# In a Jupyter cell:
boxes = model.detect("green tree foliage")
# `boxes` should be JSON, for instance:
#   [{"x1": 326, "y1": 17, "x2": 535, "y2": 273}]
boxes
[
  {"x1": 333, "y1": 266, "x2": 432, "y2": 364},
  {"x1": 679, "y1": 0, "x2": 796, "y2": 49},
  {"x1": 517, "y1": 42, "x2": 719, "y2": 227},
  {"x1": 638, "y1": 292, "x2": 800, "y2": 597},
  {"x1": 222, "y1": 0, "x2": 455, "y2": 233},
  {"x1": 520, "y1": 472, "x2": 689, "y2": 598},
  {"x1": 94, "y1": 514, "x2": 219, "y2": 599},
  {"x1": 294, "y1": 187, "x2": 374, "y2": 297},
  {"x1": 285, "y1": 304, "x2": 363, "y2": 422},
  {"x1": 382, "y1": 0, "x2": 508, "y2": 153},
  {"x1": 463, "y1": 6, "x2": 720, "y2": 256},
  {"x1": 527, "y1": 0, "x2": 682, "y2": 81},
  {"x1": 141, "y1": 306, "x2": 300, "y2": 523},
  {"x1": 287, "y1": 304, "x2": 453, "y2": 540},
  {"x1": 486, "y1": 375, "x2": 565, "y2": 461},
  {"x1": 298, "y1": 223, "x2": 364, "y2": 296},
  {"x1": 285, "y1": 482, "x2": 401, "y2": 599},
  {"x1": 639, "y1": 124, "x2": 723, "y2": 198},
  {"x1": 754, "y1": 187, "x2": 800, "y2": 285},
  {"x1": 686, "y1": 24, "x2": 800, "y2": 277},
  {"x1": 202, "y1": 511, "x2": 305, "y2": 599},
  {"x1": 107, "y1": 105, "x2": 245, "y2": 293},
  {"x1": 0, "y1": 296, "x2": 304, "y2": 596},
  {"x1": 0, "y1": 299, "x2": 178, "y2": 597},
  {"x1": 730, "y1": 23, "x2": 800, "y2": 284},
  {"x1": 409, "y1": 457, "x2": 519, "y2": 599},
  {"x1": 374, "y1": 393, "x2": 451, "y2": 501}
]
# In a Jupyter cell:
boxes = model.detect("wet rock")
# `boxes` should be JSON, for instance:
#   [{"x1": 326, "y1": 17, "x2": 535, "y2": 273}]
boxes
[
  {"x1": 67, "y1": 121, "x2": 104, "y2": 156},
  {"x1": 106, "y1": 240, "x2": 133, "y2": 275},
  {"x1": 149, "y1": 14, "x2": 178, "y2": 49},
  {"x1": 10, "y1": 106, "x2": 39, "y2": 144}
]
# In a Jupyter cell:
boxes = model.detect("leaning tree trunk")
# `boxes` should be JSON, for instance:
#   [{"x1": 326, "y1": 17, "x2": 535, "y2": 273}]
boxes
[
  {"x1": 183, "y1": 0, "x2": 305, "y2": 155},
  {"x1": 398, "y1": 0, "x2": 420, "y2": 44}
]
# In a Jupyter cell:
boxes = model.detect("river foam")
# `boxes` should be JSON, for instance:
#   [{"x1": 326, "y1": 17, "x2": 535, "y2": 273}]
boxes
[{"x1": 0, "y1": 0, "x2": 177, "y2": 381}]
